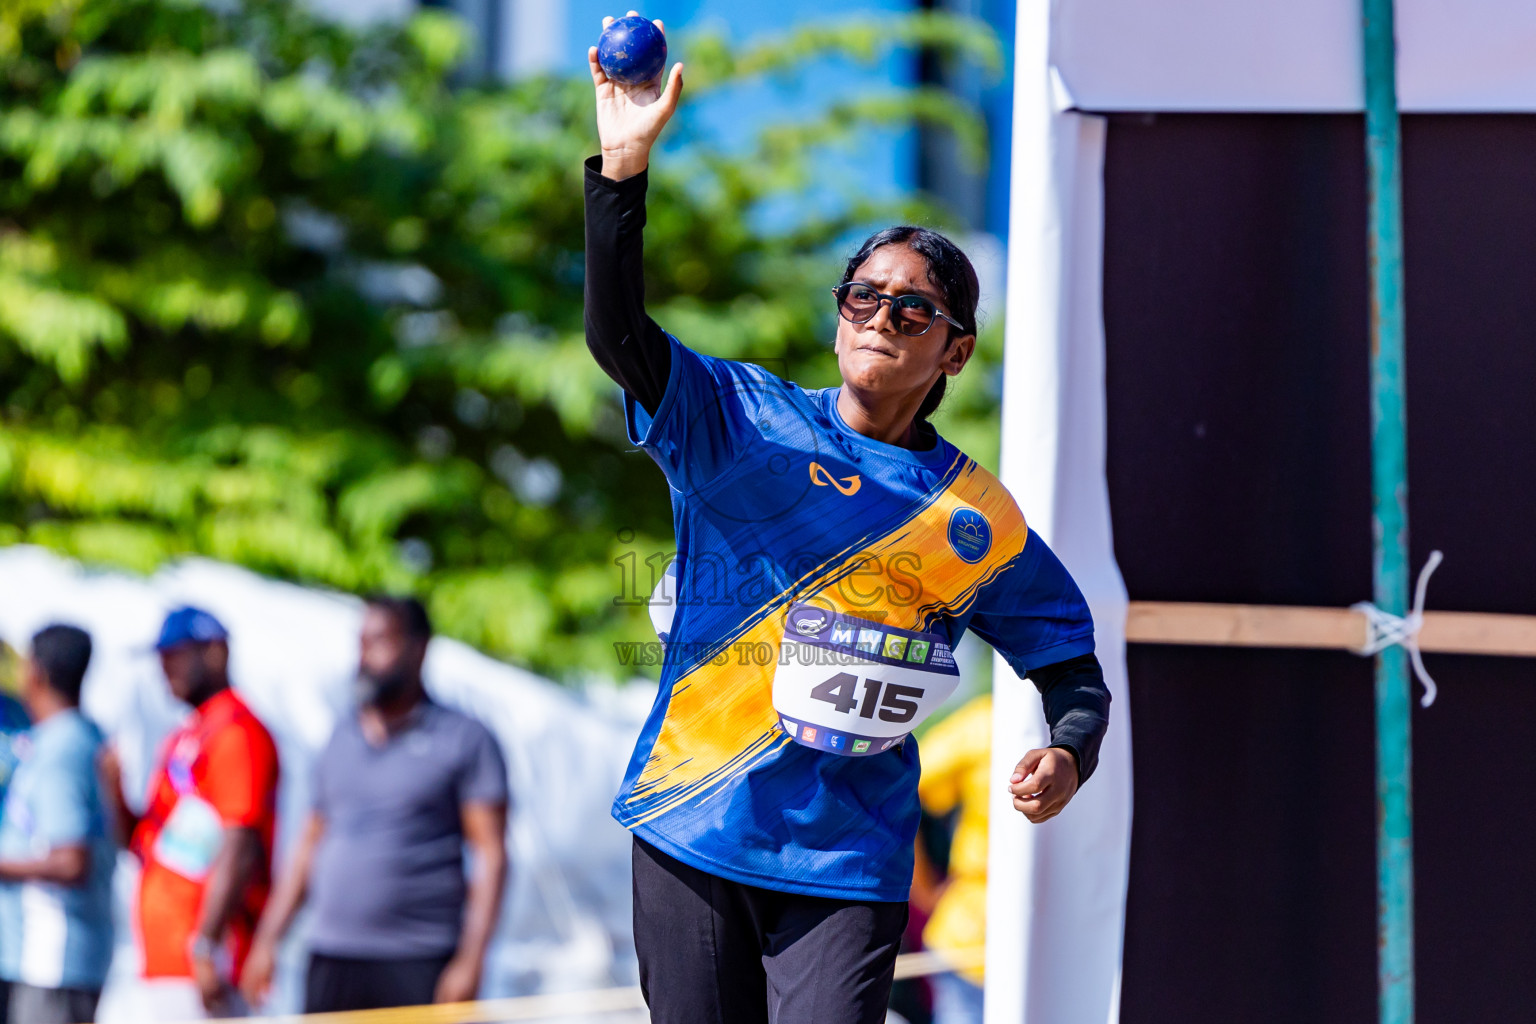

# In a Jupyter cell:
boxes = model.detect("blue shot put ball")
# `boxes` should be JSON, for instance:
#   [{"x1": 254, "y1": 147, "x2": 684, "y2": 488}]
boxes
[{"x1": 597, "y1": 15, "x2": 667, "y2": 86}]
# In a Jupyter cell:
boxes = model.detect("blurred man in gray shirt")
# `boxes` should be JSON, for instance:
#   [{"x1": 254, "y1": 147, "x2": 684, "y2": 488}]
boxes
[{"x1": 240, "y1": 597, "x2": 508, "y2": 1012}]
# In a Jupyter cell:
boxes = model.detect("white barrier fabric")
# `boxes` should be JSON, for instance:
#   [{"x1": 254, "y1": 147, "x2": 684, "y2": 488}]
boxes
[
  {"x1": 1051, "y1": 0, "x2": 1536, "y2": 112},
  {"x1": 0, "y1": 547, "x2": 648, "y2": 1018},
  {"x1": 985, "y1": 2, "x2": 1133, "y2": 1023}
]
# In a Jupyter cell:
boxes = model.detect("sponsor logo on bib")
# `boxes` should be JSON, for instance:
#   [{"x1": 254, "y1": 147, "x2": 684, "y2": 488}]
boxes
[
  {"x1": 788, "y1": 606, "x2": 832, "y2": 636},
  {"x1": 947, "y1": 506, "x2": 992, "y2": 563}
]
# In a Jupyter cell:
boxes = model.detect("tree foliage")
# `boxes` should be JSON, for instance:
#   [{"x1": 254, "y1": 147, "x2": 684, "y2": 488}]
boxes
[{"x1": 0, "y1": 0, "x2": 1004, "y2": 679}]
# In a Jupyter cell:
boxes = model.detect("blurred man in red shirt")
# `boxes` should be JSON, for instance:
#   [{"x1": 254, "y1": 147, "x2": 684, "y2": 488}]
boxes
[{"x1": 107, "y1": 608, "x2": 278, "y2": 1018}]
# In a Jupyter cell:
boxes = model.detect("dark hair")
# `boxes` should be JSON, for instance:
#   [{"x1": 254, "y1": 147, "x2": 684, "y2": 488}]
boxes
[
  {"x1": 841, "y1": 225, "x2": 980, "y2": 422},
  {"x1": 364, "y1": 595, "x2": 433, "y2": 643},
  {"x1": 31, "y1": 624, "x2": 92, "y2": 704}
]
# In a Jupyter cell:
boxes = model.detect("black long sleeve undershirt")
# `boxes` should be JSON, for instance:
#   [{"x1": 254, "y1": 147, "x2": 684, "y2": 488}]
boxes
[
  {"x1": 583, "y1": 156, "x2": 671, "y2": 416},
  {"x1": 582, "y1": 155, "x2": 1112, "y2": 787},
  {"x1": 1028, "y1": 652, "x2": 1112, "y2": 785}
]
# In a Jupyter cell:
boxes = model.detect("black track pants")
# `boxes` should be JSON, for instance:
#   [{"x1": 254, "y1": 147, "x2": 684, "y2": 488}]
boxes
[
  {"x1": 632, "y1": 836, "x2": 908, "y2": 1024},
  {"x1": 303, "y1": 952, "x2": 454, "y2": 1013}
]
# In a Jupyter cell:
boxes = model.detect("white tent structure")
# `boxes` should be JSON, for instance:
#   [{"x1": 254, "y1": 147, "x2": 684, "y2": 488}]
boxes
[
  {"x1": 989, "y1": 2, "x2": 1536, "y2": 1022},
  {"x1": 0, "y1": 546, "x2": 649, "y2": 1020}
]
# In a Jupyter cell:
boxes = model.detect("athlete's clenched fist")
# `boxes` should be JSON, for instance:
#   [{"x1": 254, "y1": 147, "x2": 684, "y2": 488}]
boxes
[{"x1": 1009, "y1": 746, "x2": 1080, "y2": 823}]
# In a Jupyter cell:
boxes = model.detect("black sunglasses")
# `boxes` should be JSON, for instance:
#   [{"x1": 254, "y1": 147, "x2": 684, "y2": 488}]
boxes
[{"x1": 832, "y1": 282, "x2": 965, "y2": 338}]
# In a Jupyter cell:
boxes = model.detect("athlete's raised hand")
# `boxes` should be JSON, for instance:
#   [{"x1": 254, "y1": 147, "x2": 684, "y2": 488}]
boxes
[
  {"x1": 590, "y1": 12, "x2": 684, "y2": 181},
  {"x1": 1008, "y1": 747, "x2": 1080, "y2": 823}
]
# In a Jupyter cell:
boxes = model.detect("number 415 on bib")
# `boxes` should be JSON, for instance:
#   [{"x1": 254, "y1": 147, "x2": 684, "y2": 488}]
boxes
[{"x1": 810, "y1": 672, "x2": 923, "y2": 724}]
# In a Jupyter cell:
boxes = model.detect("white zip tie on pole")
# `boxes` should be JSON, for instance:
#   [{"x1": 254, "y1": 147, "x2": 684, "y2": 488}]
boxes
[{"x1": 1351, "y1": 550, "x2": 1445, "y2": 707}]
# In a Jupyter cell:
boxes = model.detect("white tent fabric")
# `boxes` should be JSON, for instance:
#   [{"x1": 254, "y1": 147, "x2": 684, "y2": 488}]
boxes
[
  {"x1": 1051, "y1": 0, "x2": 1536, "y2": 112},
  {"x1": 0, "y1": 546, "x2": 649, "y2": 1019},
  {"x1": 985, "y1": 3, "x2": 1130, "y2": 1023}
]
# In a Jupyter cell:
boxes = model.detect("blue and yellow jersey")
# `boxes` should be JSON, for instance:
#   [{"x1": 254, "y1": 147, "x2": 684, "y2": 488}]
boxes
[{"x1": 616, "y1": 336, "x2": 1094, "y2": 901}]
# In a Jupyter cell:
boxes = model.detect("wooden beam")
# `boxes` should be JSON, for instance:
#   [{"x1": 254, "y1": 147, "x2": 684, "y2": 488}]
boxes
[
  {"x1": 198, "y1": 949, "x2": 981, "y2": 1024},
  {"x1": 1126, "y1": 602, "x2": 1365, "y2": 651},
  {"x1": 1417, "y1": 611, "x2": 1536, "y2": 658},
  {"x1": 1125, "y1": 602, "x2": 1536, "y2": 658}
]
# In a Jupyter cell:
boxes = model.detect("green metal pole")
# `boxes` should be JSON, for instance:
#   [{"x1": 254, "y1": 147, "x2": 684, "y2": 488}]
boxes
[{"x1": 1362, "y1": 1, "x2": 1413, "y2": 1022}]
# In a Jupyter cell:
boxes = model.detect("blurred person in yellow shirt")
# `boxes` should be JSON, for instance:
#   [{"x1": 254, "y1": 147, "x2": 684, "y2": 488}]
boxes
[{"x1": 914, "y1": 694, "x2": 992, "y2": 1024}]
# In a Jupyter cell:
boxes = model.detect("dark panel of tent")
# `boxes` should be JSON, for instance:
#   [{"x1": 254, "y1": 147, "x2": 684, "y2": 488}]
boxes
[{"x1": 1102, "y1": 113, "x2": 1536, "y2": 1024}]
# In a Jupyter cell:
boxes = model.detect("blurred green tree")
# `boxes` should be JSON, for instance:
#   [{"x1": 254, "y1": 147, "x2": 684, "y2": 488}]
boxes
[{"x1": 0, "y1": 0, "x2": 1003, "y2": 679}]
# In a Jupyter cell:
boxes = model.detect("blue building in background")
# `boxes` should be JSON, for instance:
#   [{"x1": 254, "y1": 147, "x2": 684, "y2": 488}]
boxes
[{"x1": 347, "y1": 0, "x2": 1016, "y2": 245}]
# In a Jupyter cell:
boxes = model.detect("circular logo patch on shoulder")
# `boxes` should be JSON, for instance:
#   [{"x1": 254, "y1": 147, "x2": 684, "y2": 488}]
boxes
[{"x1": 947, "y1": 506, "x2": 992, "y2": 563}]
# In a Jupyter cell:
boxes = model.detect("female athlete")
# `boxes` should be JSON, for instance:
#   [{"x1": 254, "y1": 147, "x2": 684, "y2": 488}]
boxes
[{"x1": 586, "y1": 16, "x2": 1110, "y2": 1024}]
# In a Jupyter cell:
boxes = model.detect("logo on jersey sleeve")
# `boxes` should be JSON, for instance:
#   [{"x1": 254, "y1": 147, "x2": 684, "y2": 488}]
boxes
[
  {"x1": 809, "y1": 462, "x2": 862, "y2": 496},
  {"x1": 947, "y1": 506, "x2": 992, "y2": 563}
]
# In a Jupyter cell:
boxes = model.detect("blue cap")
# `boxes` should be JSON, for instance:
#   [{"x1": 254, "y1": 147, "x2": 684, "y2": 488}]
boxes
[{"x1": 154, "y1": 606, "x2": 229, "y2": 651}]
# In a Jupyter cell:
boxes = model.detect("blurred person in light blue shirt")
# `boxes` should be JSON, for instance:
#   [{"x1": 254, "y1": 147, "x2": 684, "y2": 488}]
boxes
[
  {"x1": 0, "y1": 687, "x2": 28, "y2": 798},
  {"x1": 0, "y1": 661, "x2": 30, "y2": 1024},
  {"x1": 0, "y1": 625, "x2": 116, "y2": 1024},
  {"x1": 0, "y1": 683, "x2": 30, "y2": 809}
]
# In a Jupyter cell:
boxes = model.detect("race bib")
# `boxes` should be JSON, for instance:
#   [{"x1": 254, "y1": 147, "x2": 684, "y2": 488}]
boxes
[
  {"x1": 152, "y1": 793, "x2": 224, "y2": 882},
  {"x1": 772, "y1": 602, "x2": 960, "y2": 756}
]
